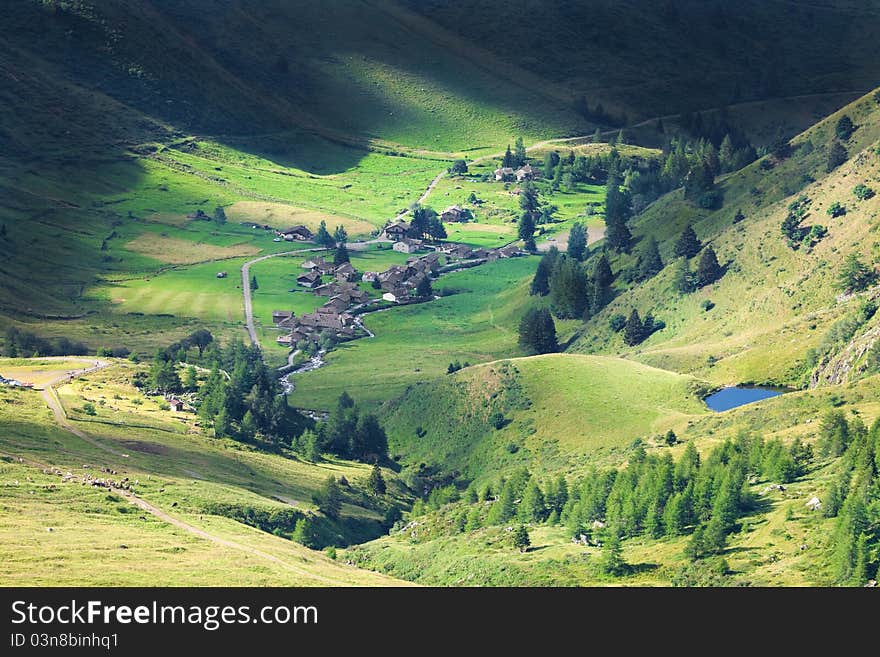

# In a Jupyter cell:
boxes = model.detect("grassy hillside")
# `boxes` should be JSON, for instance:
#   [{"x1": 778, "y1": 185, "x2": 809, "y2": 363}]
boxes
[
  {"x1": 571, "y1": 88, "x2": 880, "y2": 387},
  {"x1": 380, "y1": 354, "x2": 709, "y2": 481},
  {"x1": 349, "y1": 372, "x2": 880, "y2": 586},
  {"x1": 0, "y1": 359, "x2": 411, "y2": 584}
]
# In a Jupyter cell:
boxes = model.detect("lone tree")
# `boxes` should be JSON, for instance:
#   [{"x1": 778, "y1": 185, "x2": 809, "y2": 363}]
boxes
[
  {"x1": 512, "y1": 525, "x2": 531, "y2": 552},
  {"x1": 696, "y1": 246, "x2": 722, "y2": 287},
  {"x1": 638, "y1": 236, "x2": 663, "y2": 280},
  {"x1": 518, "y1": 308, "x2": 558, "y2": 355},
  {"x1": 315, "y1": 220, "x2": 334, "y2": 248},
  {"x1": 514, "y1": 136, "x2": 527, "y2": 167},
  {"x1": 315, "y1": 476, "x2": 342, "y2": 520},
  {"x1": 448, "y1": 159, "x2": 468, "y2": 175},
  {"x1": 213, "y1": 206, "x2": 227, "y2": 225},
  {"x1": 836, "y1": 253, "x2": 875, "y2": 294},
  {"x1": 567, "y1": 222, "x2": 588, "y2": 261},
  {"x1": 368, "y1": 464, "x2": 386, "y2": 495},
  {"x1": 827, "y1": 139, "x2": 848, "y2": 172},
  {"x1": 333, "y1": 225, "x2": 348, "y2": 246},
  {"x1": 623, "y1": 309, "x2": 645, "y2": 346},
  {"x1": 674, "y1": 224, "x2": 702, "y2": 259},
  {"x1": 333, "y1": 243, "x2": 350, "y2": 265},
  {"x1": 502, "y1": 145, "x2": 514, "y2": 169},
  {"x1": 835, "y1": 115, "x2": 855, "y2": 140},
  {"x1": 518, "y1": 212, "x2": 536, "y2": 252},
  {"x1": 186, "y1": 328, "x2": 214, "y2": 356},
  {"x1": 250, "y1": 275, "x2": 259, "y2": 291}
]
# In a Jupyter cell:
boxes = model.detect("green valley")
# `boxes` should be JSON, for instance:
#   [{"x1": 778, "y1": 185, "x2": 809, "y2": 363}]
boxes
[{"x1": 2, "y1": 0, "x2": 880, "y2": 591}]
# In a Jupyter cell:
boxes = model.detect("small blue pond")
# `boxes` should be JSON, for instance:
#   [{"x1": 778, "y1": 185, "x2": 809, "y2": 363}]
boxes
[{"x1": 704, "y1": 386, "x2": 785, "y2": 412}]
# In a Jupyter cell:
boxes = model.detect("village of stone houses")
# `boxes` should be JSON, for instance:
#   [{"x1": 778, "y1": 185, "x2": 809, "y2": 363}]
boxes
[{"x1": 272, "y1": 207, "x2": 524, "y2": 357}]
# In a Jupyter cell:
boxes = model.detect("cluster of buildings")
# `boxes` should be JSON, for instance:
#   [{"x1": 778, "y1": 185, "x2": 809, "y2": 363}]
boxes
[
  {"x1": 268, "y1": 208, "x2": 526, "y2": 351},
  {"x1": 494, "y1": 164, "x2": 537, "y2": 182},
  {"x1": 275, "y1": 256, "x2": 375, "y2": 350}
]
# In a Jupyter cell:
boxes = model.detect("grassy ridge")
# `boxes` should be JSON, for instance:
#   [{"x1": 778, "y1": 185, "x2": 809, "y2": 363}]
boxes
[{"x1": 380, "y1": 353, "x2": 709, "y2": 481}]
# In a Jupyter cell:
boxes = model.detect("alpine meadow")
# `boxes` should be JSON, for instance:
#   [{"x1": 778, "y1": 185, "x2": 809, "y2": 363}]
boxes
[{"x1": 3, "y1": 0, "x2": 880, "y2": 591}]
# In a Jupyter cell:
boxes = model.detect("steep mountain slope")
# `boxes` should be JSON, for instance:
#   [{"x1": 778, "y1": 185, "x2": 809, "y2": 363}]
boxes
[
  {"x1": 572, "y1": 89, "x2": 880, "y2": 387},
  {"x1": 407, "y1": 0, "x2": 880, "y2": 121}
]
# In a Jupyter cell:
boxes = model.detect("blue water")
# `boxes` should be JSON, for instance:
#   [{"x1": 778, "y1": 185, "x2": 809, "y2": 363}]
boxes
[{"x1": 704, "y1": 386, "x2": 785, "y2": 412}]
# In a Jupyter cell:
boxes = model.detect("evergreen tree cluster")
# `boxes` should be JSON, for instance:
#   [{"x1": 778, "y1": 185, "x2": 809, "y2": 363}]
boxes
[
  {"x1": 186, "y1": 339, "x2": 306, "y2": 447},
  {"x1": 622, "y1": 309, "x2": 664, "y2": 346},
  {"x1": 298, "y1": 392, "x2": 389, "y2": 463},
  {"x1": 408, "y1": 434, "x2": 823, "y2": 573},
  {"x1": 816, "y1": 411, "x2": 880, "y2": 585},
  {"x1": 530, "y1": 248, "x2": 616, "y2": 321},
  {"x1": 408, "y1": 205, "x2": 447, "y2": 241}
]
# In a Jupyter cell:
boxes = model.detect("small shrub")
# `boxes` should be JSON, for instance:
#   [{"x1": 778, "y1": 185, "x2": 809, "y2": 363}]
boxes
[
  {"x1": 489, "y1": 412, "x2": 506, "y2": 430},
  {"x1": 827, "y1": 202, "x2": 846, "y2": 218},
  {"x1": 701, "y1": 299, "x2": 715, "y2": 311},
  {"x1": 82, "y1": 402, "x2": 97, "y2": 416},
  {"x1": 853, "y1": 184, "x2": 875, "y2": 201},
  {"x1": 609, "y1": 314, "x2": 626, "y2": 332}
]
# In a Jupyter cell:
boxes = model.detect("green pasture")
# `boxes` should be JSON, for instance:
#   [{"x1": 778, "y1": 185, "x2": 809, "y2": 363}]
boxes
[{"x1": 288, "y1": 257, "x2": 546, "y2": 410}]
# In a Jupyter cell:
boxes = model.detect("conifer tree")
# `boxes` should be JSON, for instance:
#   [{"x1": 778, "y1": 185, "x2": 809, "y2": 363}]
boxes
[
  {"x1": 518, "y1": 212, "x2": 536, "y2": 252},
  {"x1": 567, "y1": 222, "x2": 588, "y2": 261},
  {"x1": 502, "y1": 145, "x2": 514, "y2": 169},
  {"x1": 512, "y1": 525, "x2": 531, "y2": 552},
  {"x1": 593, "y1": 253, "x2": 614, "y2": 288},
  {"x1": 600, "y1": 526, "x2": 625, "y2": 575},
  {"x1": 315, "y1": 475, "x2": 343, "y2": 519},
  {"x1": 530, "y1": 249, "x2": 558, "y2": 296},
  {"x1": 549, "y1": 257, "x2": 588, "y2": 319},
  {"x1": 368, "y1": 463, "x2": 386, "y2": 495},
  {"x1": 673, "y1": 224, "x2": 702, "y2": 259},
  {"x1": 334, "y1": 243, "x2": 350, "y2": 265},
  {"x1": 696, "y1": 246, "x2": 722, "y2": 287},
  {"x1": 519, "y1": 481, "x2": 547, "y2": 523},
  {"x1": 514, "y1": 136, "x2": 527, "y2": 167},
  {"x1": 623, "y1": 309, "x2": 645, "y2": 346},
  {"x1": 487, "y1": 480, "x2": 517, "y2": 524},
  {"x1": 638, "y1": 236, "x2": 663, "y2": 280},
  {"x1": 315, "y1": 220, "x2": 334, "y2": 248}
]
